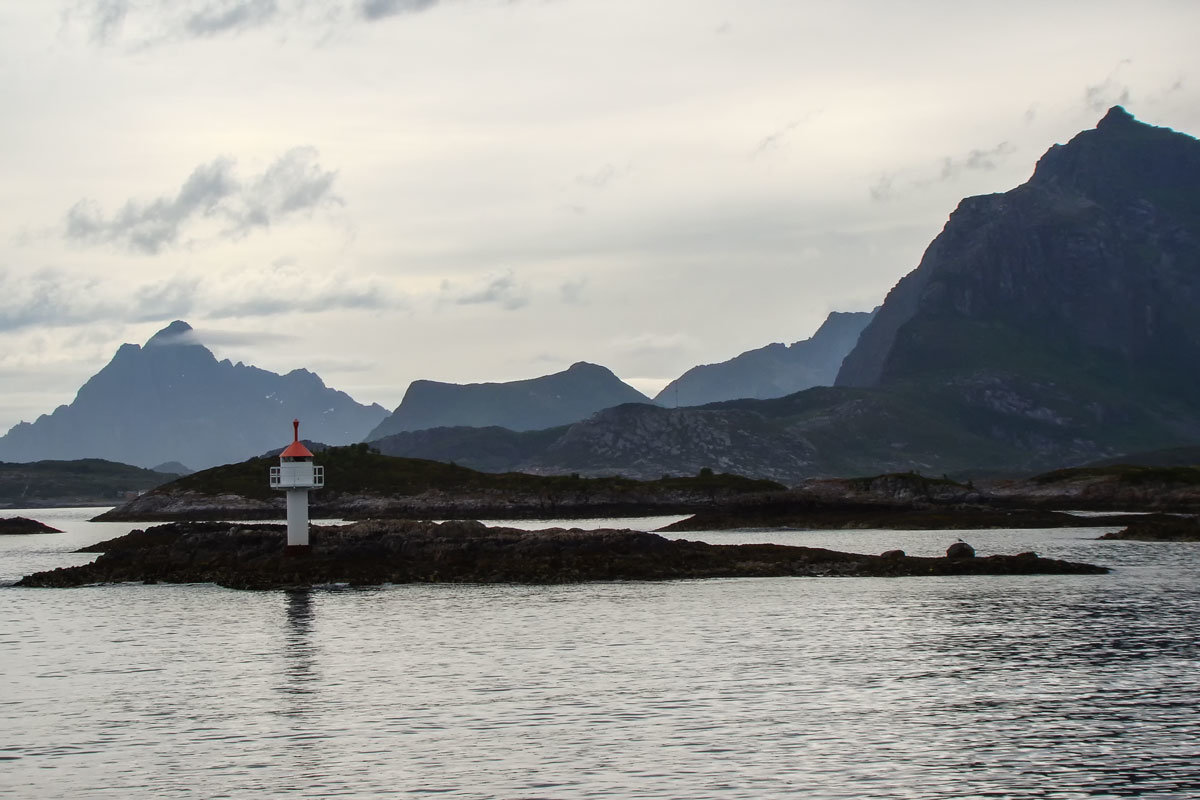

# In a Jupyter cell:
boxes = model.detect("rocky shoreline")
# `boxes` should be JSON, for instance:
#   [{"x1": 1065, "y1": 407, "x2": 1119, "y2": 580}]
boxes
[{"x1": 17, "y1": 520, "x2": 1108, "y2": 590}]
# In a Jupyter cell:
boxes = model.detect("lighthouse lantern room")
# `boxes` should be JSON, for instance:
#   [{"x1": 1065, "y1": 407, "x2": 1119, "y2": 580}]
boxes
[{"x1": 269, "y1": 419, "x2": 324, "y2": 547}]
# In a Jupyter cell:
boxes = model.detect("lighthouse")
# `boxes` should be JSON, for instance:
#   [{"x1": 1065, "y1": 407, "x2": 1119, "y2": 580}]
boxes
[{"x1": 270, "y1": 419, "x2": 324, "y2": 548}]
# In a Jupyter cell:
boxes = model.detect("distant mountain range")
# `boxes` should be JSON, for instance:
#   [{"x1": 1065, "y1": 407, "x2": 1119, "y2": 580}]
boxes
[
  {"x1": 370, "y1": 107, "x2": 1200, "y2": 481},
  {"x1": 366, "y1": 361, "x2": 652, "y2": 440},
  {"x1": 0, "y1": 322, "x2": 388, "y2": 470},
  {"x1": 9, "y1": 107, "x2": 1197, "y2": 483},
  {"x1": 654, "y1": 310, "x2": 875, "y2": 407}
]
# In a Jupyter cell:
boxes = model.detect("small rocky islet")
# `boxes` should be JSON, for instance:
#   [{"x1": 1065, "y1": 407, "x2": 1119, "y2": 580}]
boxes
[
  {"x1": 17, "y1": 519, "x2": 1107, "y2": 590},
  {"x1": 0, "y1": 516, "x2": 62, "y2": 535},
  {"x1": 1100, "y1": 515, "x2": 1200, "y2": 542}
]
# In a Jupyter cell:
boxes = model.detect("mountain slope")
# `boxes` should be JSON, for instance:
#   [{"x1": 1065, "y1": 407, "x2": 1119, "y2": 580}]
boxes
[
  {"x1": 654, "y1": 310, "x2": 875, "y2": 407},
  {"x1": 366, "y1": 362, "x2": 652, "y2": 440},
  {"x1": 0, "y1": 322, "x2": 388, "y2": 469}
]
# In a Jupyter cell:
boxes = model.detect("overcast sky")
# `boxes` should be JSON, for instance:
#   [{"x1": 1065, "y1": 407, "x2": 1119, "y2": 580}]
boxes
[{"x1": 1, "y1": 0, "x2": 1197, "y2": 430}]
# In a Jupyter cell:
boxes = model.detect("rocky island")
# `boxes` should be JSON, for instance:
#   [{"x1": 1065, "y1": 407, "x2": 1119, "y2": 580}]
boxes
[
  {"x1": 17, "y1": 520, "x2": 1107, "y2": 590},
  {"x1": 0, "y1": 516, "x2": 62, "y2": 534},
  {"x1": 1098, "y1": 515, "x2": 1200, "y2": 542}
]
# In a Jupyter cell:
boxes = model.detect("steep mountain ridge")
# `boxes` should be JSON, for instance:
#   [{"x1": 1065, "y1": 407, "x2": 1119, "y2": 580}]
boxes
[
  {"x1": 366, "y1": 361, "x2": 652, "y2": 439},
  {"x1": 0, "y1": 321, "x2": 388, "y2": 469}
]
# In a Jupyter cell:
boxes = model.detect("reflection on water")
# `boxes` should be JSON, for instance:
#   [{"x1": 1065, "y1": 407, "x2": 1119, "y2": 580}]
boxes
[
  {"x1": 280, "y1": 588, "x2": 318, "y2": 697},
  {"x1": 2, "y1": 512, "x2": 1200, "y2": 798}
]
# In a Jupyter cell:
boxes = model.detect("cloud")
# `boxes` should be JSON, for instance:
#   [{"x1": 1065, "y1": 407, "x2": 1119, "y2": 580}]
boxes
[
  {"x1": 0, "y1": 263, "x2": 402, "y2": 333},
  {"x1": 751, "y1": 121, "x2": 801, "y2": 158},
  {"x1": 868, "y1": 173, "x2": 896, "y2": 203},
  {"x1": 608, "y1": 332, "x2": 696, "y2": 375},
  {"x1": 1084, "y1": 61, "x2": 1133, "y2": 112},
  {"x1": 360, "y1": 0, "x2": 440, "y2": 22},
  {"x1": 184, "y1": 0, "x2": 279, "y2": 38},
  {"x1": 559, "y1": 277, "x2": 587, "y2": 305},
  {"x1": 204, "y1": 262, "x2": 401, "y2": 317},
  {"x1": 574, "y1": 163, "x2": 620, "y2": 189},
  {"x1": 439, "y1": 270, "x2": 529, "y2": 310},
  {"x1": 66, "y1": 0, "x2": 443, "y2": 45},
  {"x1": 77, "y1": 0, "x2": 129, "y2": 44},
  {"x1": 144, "y1": 325, "x2": 298, "y2": 348},
  {"x1": 938, "y1": 141, "x2": 1016, "y2": 180},
  {"x1": 63, "y1": 148, "x2": 340, "y2": 254},
  {"x1": 131, "y1": 276, "x2": 201, "y2": 321},
  {"x1": 0, "y1": 268, "x2": 116, "y2": 332},
  {"x1": 869, "y1": 142, "x2": 1016, "y2": 202}
]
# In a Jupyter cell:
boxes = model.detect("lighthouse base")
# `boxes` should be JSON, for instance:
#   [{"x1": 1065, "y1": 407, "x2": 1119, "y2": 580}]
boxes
[{"x1": 286, "y1": 489, "x2": 310, "y2": 547}]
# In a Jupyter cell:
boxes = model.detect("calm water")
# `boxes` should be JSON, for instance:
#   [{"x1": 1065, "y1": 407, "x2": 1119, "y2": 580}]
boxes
[{"x1": 2, "y1": 508, "x2": 1199, "y2": 799}]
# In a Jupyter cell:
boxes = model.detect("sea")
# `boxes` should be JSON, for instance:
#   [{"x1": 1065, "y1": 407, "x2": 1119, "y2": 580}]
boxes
[{"x1": 2, "y1": 507, "x2": 1198, "y2": 799}]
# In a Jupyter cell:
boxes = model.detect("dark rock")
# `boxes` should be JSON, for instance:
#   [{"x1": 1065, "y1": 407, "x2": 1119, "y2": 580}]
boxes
[
  {"x1": 946, "y1": 541, "x2": 976, "y2": 559},
  {"x1": 15, "y1": 520, "x2": 1107, "y2": 589},
  {"x1": 0, "y1": 516, "x2": 62, "y2": 535},
  {"x1": 881, "y1": 549, "x2": 906, "y2": 559}
]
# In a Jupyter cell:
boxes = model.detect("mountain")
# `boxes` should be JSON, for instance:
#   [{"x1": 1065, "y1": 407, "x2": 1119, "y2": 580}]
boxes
[
  {"x1": 369, "y1": 390, "x2": 1006, "y2": 482},
  {"x1": 831, "y1": 106, "x2": 1200, "y2": 461},
  {"x1": 365, "y1": 362, "x2": 652, "y2": 440},
  {"x1": 374, "y1": 108, "x2": 1200, "y2": 482},
  {"x1": 0, "y1": 321, "x2": 389, "y2": 469},
  {"x1": 654, "y1": 310, "x2": 876, "y2": 407},
  {"x1": 840, "y1": 105, "x2": 1200, "y2": 392}
]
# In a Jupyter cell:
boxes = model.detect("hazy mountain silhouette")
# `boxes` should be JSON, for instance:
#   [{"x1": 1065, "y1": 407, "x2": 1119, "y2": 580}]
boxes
[
  {"x1": 655, "y1": 310, "x2": 875, "y2": 407},
  {"x1": 0, "y1": 321, "x2": 388, "y2": 469},
  {"x1": 366, "y1": 362, "x2": 652, "y2": 440}
]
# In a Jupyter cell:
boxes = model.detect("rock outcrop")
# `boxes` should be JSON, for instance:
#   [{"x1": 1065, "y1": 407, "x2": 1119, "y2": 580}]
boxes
[
  {"x1": 0, "y1": 517, "x2": 62, "y2": 534},
  {"x1": 16, "y1": 520, "x2": 1108, "y2": 589}
]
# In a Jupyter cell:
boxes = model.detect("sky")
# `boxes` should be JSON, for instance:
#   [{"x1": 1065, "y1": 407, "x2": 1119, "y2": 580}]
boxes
[{"x1": 1, "y1": 0, "x2": 1198, "y2": 431}]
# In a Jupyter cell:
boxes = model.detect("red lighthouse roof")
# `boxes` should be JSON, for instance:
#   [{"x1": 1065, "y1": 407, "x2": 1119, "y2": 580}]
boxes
[{"x1": 280, "y1": 419, "x2": 314, "y2": 459}]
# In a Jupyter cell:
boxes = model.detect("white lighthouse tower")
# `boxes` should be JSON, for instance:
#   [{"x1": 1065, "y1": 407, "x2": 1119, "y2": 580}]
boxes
[{"x1": 270, "y1": 419, "x2": 324, "y2": 548}]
